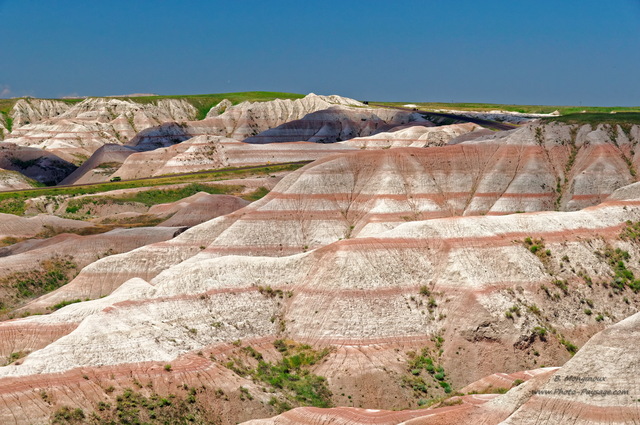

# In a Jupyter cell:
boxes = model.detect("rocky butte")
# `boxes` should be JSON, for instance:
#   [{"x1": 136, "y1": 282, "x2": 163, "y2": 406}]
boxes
[{"x1": 0, "y1": 92, "x2": 638, "y2": 424}]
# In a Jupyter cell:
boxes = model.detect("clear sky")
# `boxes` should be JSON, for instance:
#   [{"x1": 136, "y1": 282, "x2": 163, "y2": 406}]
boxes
[{"x1": 1, "y1": 0, "x2": 639, "y2": 105}]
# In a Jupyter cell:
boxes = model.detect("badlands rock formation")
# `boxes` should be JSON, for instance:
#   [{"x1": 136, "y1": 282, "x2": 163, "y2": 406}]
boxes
[
  {"x1": 0, "y1": 227, "x2": 184, "y2": 278},
  {"x1": 0, "y1": 178, "x2": 639, "y2": 424},
  {"x1": 6, "y1": 98, "x2": 197, "y2": 161},
  {"x1": 127, "y1": 96, "x2": 421, "y2": 154},
  {"x1": 0, "y1": 169, "x2": 34, "y2": 191},
  {"x1": 127, "y1": 93, "x2": 368, "y2": 150},
  {"x1": 0, "y1": 213, "x2": 93, "y2": 240},
  {"x1": 0, "y1": 125, "x2": 639, "y2": 423},
  {"x1": 0, "y1": 94, "x2": 639, "y2": 424},
  {"x1": 10, "y1": 98, "x2": 72, "y2": 128},
  {"x1": 0, "y1": 116, "x2": 8, "y2": 140},
  {"x1": 54, "y1": 93, "x2": 401, "y2": 183},
  {"x1": 250, "y1": 306, "x2": 640, "y2": 425},
  {"x1": 0, "y1": 142, "x2": 77, "y2": 184},
  {"x1": 112, "y1": 136, "x2": 353, "y2": 180},
  {"x1": 31, "y1": 123, "x2": 640, "y2": 311},
  {"x1": 340, "y1": 122, "x2": 482, "y2": 149},
  {"x1": 432, "y1": 108, "x2": 561, "y2": 124},
  {"x1": 241, "y1": 106, "x2": 427, "y2": 144},
  {"x1": 58, "y1": 144, "x2": 136, "y2": 185},
  {"x1": 1, "y1": 99, "x2": 71, "y2": 140},
  {"x1": 499, "y1": 311, "x2": 640, "y2": 424},
  {"x1": 149, "y1": 192, "x2": 250, "y2": 227},
  {"x1": 73, "y1": 122, "x2": 479, "y2": 183},
  {"x1": 205, "y1": 94, "x2": 363, "y2": 120}
]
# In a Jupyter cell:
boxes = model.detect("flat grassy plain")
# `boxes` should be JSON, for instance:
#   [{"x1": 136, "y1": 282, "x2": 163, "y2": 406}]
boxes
[
  {"x1": 542, "y1": 112, "x2": 640, "y2": 126},
  {"x1": 374, "y1": 101, "x2": 640, "y2": 115}
]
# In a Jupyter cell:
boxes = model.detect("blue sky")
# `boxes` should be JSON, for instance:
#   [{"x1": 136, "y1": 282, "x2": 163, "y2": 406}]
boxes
[{"x1": 0, "y1": 0, "x2": 639, "y2": 105}]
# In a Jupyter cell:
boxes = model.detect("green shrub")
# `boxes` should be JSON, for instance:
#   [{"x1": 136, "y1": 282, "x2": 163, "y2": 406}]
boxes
[
  {"x1": 560, "y1": 338, "x2": 578, "y2": 355},
  {"x1": 52, "y1": 299, "x2": 82, "y2": 311},
  {"x1": 225, "y1": 342, "x2": 332, "y2": 409},
  {"x1": 52, "y1": 406, "x2": 85, "y2": 424},
  {"x1": 0, "y1": 256, "x2": 78, "y2": 314},
  {"x1": 533, "y1": 326, "x2": 547, "y2": 341},
  {"x1": 439, "y1": 382, "x2": 452, "y2": 393},
  {"x1": 419, "y1": 285, "x2": 431, "y2": 296}
]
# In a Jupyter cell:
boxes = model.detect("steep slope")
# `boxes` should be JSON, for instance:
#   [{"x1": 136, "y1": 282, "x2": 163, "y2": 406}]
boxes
[
  {"x1": 0, "y1": 192, "x2": 640, "y2": 424},
  {"x1": 0, "y1": 115, "x2": 8, "y2": 140},
  {"x1": 0, "y1": 227, "x2": 184, "y2": 278},
  {"x1": 79, "y1": 122, "x2": 478, "y2": 182},
  {"x1": 241, "y1": 106, "x2": 427, "y2": 144},
  {"x1": 127, "y1": 93, "x2": 367, "y2": 150},
  {"x1": 0, "y1": 214, "x2": 93, "y2": 239},
  {"x1": 0, "y1": 121, "x2": 639, "y2": 423},
  {"x1": 149, "y1": 192, "x2": 250, "y2": 227},
  {"x1": 35, "y1": 125, "x2": 640, "y2": 308},
  {"x1": 50, "y1": 93, "x2": 375, "y2": 182},
  {"x1": 113, "y1": 136, "x2": 354, "y2": 180},
  {"x1": 0, "y1": 227, "x2": 183, "y2": 316},
  {"x1": 499, "y1": 312, "x2": 640, "y2": 424},
  {"x1": 0, "y1": 143, "x2": 77, "y2": 185},
  {"x1": 248, "y1": 310, "x2": 640, "y2": 425},
  {"x1": 6, "y1": 98, "x2": 197, "y2": 162},
  {"x1": 340, "y1": 122, "x2": 483, "y2": 148},
  {"x1": 0, "y1": 169, "x2": 34, "y2": 191},
  {"x1": 58, "y1": 144, "x2": 136, "y2": 185},
  {"x1": 10, "y1": 99, "x2": 72, "y2": 128}
]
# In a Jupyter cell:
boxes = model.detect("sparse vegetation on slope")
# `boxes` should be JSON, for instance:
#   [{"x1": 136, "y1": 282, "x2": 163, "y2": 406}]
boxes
[
  {"x1": 402, "y1": 345, "x2": 453, "y2": 406},
  {"x1": 54, "y1": 387, "x2": 215, "y2": 425},
  {"x1": 595, "y1": 244, "x2": 640, "y2": 293},
  {"x1": 223, "y1": 340, "x2": 333, "y2": 412},
  {"x1": 0, "y1": 255, "x2": 78, "y2": 316}
]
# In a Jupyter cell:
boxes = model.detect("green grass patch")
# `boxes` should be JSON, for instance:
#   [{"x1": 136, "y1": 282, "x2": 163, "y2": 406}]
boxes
[
  {"x1": 68, "y1": 183, "x2": 242, "y2": 210},
  {"x1": 8, "y1": 256, "x2": 77, "y2": 299},
  {"x1": 95, "y1": 161, "x2": 122, "y2": 169},
  {"x1": 64, "y1": 183, "x2": 270, "y2": 216},
  {"x1": 52, "y1": 299, "x2": 82, "y2": 311},
  {"x1": 243, "y1": 186, "x2": 270, "y2": 202},
  {"x1": 0, "y1": 99, "x2": 17, "y2": 116},
  {"x1": 51, "y1": 406, "x2": 85, "y2": 424},
  {"x1": 4, "y1": 350, "x2": 28, "y2": 366},
  {"x1": 120, "y1": 183, "x2": 238, "y2": 206},
  {"x1": 560, "y1": 338, "x2": 579, "y2": 355},
  {"x1": 0, "y1": 236, "x2": 24, "y2": 247},
  {"x1": 0, "y1": 162, "x2": 304, "y2": 215},
  {"x1": 2, "y1": 114, "x2": 13, "y2": 133}
]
